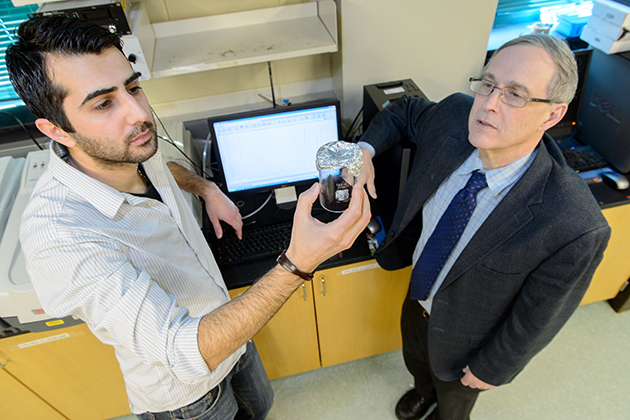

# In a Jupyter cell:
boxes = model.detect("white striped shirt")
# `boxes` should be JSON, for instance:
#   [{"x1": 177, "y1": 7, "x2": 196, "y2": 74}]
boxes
[
  {"x1": 20, "y1": 142, "x2": 245, "y2": 414},
  {"x1": 414, "y1": 149, "x2": 537, "y2": 313}
]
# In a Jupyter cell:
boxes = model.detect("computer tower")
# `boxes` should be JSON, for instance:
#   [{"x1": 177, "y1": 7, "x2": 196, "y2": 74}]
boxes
[
  {"x1": 546, "y1": 48, "x2": 592, "y2": 139},
  {"x1": 577, "y1": 49, "x2": 630, "y2": 174},
  {"x1": 363, "y1": 79, "x2": 426, "y2": 132},
  {"x1": 362, "y1": 79, "x2": 427, "y2": 231}
]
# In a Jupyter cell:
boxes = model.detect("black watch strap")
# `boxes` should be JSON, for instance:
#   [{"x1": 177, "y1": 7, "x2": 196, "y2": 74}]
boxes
[{"x1": 276, "y1": 250, "x2": 314, "y2": 281}]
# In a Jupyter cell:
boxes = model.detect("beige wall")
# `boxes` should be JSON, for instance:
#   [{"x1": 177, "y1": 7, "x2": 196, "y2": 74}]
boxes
[
  {"x1": 138, "y1": 0, "x2": 498, "y2": 123},
  {"x1": 142, "y1": 54, "x2": 331, "y2": 107},
  {"x1": 333, "y1": 0, "x2": 499, "y2": 121}
]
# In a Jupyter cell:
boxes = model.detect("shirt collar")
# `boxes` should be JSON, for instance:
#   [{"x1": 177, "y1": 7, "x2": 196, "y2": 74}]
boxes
[
  {"x1": 48, "y1": 141, "x2": 165, "y2": 219},
  {"x1": 457, "y1": 149, "x2": 537, "y2": 197}
]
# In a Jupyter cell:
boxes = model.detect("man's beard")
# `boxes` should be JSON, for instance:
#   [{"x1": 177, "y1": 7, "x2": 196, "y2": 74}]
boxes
[{"x1": 71, "y1": 120, "x2": 158, "y2": 169}]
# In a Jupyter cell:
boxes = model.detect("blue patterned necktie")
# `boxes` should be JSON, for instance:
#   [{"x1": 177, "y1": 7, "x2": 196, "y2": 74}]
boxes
[{"x1": 410, "y1": 170, "x2": 488, "y2": 301}]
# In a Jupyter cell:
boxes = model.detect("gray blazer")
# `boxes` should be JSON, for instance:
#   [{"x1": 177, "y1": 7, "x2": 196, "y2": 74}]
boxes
[{"x1": 362, "y1": 93, "x2": 611, "y2": 386}]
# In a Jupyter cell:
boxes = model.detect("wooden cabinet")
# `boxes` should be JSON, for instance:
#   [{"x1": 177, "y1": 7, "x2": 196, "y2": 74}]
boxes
[
  {"x1": 581, "y1": 205, "x2": 630, "y2": 305},
  {"x1": 0, "y1": 369, "x2": 65, "y2": 420},
  {"x1": 0, "y1": 324, "x2": 131, "y2": 420},
  {"x1": 0, "y1": 258, "x2": 407, "y2": 418},
  {"x1": 229, "y1": 282, "x2": 320, "y2": 380},
  {"x1": 313, "y1": 261, "x2": 411, "y2": 367},
  {"x1": 231, "y1": 260, "x2": 411, "y2": 378}
]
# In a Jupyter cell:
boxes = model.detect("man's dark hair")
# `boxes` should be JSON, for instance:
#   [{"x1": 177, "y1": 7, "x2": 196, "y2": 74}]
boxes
[{"x1": 6, "y1": 17, "x2": 123, "y2": 133}]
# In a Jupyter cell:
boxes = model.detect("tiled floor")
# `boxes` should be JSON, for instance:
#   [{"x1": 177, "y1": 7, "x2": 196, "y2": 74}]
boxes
[{"x1": 112, "y1": 300, "x2": 630, "y2": 420}]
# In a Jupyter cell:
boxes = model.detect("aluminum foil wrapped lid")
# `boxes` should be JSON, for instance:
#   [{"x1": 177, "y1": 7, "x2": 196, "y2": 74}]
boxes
[{"x1": 315, "y1": 141, "x2": 363, "y2": 177}]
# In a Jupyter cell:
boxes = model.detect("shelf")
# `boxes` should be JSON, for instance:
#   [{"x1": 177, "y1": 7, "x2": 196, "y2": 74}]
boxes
[{"x1": 150, "y1": 1, "x2": 337, "y2": 78}]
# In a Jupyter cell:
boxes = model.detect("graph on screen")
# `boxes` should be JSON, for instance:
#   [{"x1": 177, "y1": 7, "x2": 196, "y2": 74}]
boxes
[{"x1": 212, "y1": 103, "x2": 340, "y2": 193}]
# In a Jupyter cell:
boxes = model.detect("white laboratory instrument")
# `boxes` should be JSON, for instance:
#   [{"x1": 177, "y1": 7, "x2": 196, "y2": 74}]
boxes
[
  {"x1": 0, "y1": 156, "x2": 25, "y2": 241},
  {"x1": 30, "y1": 1, "x2": 155, "y2": 80},
  {"x1": 0, "y1": 149, "x2": 81, "y2": 332}
]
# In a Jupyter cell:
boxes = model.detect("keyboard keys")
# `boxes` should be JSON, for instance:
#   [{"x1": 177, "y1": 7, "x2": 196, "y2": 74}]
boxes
[
  {"x1": 561, "y1": 145, "x2": 608, "y2": 172},
  {"x1": 213, "y1": 221, "x2": 292, "y2": 265}
]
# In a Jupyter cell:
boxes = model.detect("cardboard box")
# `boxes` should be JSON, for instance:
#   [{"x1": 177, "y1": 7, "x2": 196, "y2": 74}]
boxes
[
  {"x1": 586, "y1": 14, "x2": 629, "y2": 39},
  {"x1": 581, "y1": 24, "x2": 630, "y2": 53},
  {"x1": 592, "y1": 0, "x2": 630, "y2": 28}
]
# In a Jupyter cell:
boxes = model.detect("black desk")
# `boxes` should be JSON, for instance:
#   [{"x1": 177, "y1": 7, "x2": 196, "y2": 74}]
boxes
[
  {"x1": 217, "y1": 232, "x2": 373, "y2": 290},
  {"x1": 587, "y1": 179, "x2": 630, "y2": 209},
  {"x1": 204, "y1": 185, "x2": 374, "y2": 290}
]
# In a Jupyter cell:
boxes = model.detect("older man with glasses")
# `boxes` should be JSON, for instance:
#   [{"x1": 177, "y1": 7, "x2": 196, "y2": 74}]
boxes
[{"x1": 357, "y1": 34, "x2": 610, "y2": 420}]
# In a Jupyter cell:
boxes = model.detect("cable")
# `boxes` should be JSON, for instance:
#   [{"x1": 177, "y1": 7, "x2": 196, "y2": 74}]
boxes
[
  {"x1": 350, "y1": 113, "x2": 364, "y2": 142},
  {"x1": 150, "y1": 106, "x2": 202, "y2": 175},
  {"x1": 242, "y1": 192, "x2": 273, "y2": 220},
  {"x1": 343, "y1": 107, "x2": 363, "y2": 142},
  {"x1": 0, "y1": 111, "x2": 43, "y2": 150},
  {"x1": 203, "y1": 130, "x2": 211, "y2": 180},
  {"x1": 267, "y1": 61, "x2": 277, "y2": 108}
]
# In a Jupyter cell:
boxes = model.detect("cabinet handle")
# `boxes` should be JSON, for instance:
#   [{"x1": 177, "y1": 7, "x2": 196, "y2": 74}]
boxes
[
  {"x1": 321, "y1": 276, "x2": 326, "y2": 297},
  {"x1": 0, "y1": 349, "x2": 8, "y2": 369},
  {"x1": 302, "y1": 282, "x2": 307, "y2": 301}
]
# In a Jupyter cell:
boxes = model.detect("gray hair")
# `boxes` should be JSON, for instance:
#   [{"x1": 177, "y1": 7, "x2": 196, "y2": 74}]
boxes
[{"x1": 485, "y1": 34, "x2": 578, "y2": 104}]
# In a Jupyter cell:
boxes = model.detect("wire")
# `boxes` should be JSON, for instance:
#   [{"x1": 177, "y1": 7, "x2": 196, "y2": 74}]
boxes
[
  {"x1": 242, "y1": 192, "x2": 273, "y2": 219},
  {"x1": 267, "y1": 61, "x2": 277, "y2": 108},
  {"x1": 203, "y1": 130, "x2": 211, "y2": 180},
  {"x1": 150, "y1": 106, "x2": 202, "y2": 175},
  {"x1": 343, "y1": 107, "x2": 363, "y2": 142},
  {"x1": 258, "y1": 93, "x2": 274, "y2": 105},
  {"x1": 350, "y1": 113, "x2": 364, "y2": 141},
  {"x1": 0, "y1": 111, "x2": 43, "y2": 150}
]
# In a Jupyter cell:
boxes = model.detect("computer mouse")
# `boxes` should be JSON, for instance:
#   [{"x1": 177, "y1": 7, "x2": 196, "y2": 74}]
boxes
[
  {"x1": 367, "y1": 217, "x2": 382, "y2": 235},
  {"x1": 601, "y1": 171, "x2": 630, "y2": 191}
]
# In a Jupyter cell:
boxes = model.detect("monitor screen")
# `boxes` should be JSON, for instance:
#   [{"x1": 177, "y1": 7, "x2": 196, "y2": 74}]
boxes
[{"x1": 210, "y1": 100, "x2": 341, "y2": 193}]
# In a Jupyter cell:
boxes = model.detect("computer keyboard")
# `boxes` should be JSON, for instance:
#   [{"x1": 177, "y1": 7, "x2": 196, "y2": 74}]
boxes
[
  {"x1": 561, "y1": 145, "x2": 608, "y2": 172},
  {"x1": 212, "y1": 221, "x2": 292, "y2": 266}
]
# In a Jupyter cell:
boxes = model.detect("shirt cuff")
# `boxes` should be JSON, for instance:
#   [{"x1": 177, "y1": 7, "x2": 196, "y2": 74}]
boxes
[
  {"x1": 169, "y1": 316, "x2": 210, "y2": 383},
  {"x1": 356, "y1": 141, "x2": 375, "y2": 158}
]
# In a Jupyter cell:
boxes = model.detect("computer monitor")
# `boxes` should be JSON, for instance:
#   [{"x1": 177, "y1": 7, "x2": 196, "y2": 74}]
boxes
[
  {"x1": 577, "y1": 49, "x2": 630, "y2": 174},
  {"x1": 209, "y1": 99, "x2": 342, "y2": 194}
]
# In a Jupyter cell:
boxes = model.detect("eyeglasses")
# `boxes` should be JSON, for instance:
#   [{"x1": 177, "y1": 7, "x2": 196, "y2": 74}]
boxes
[{"x1": 468, "y1": 77, "x2": 552, "y2": 108}]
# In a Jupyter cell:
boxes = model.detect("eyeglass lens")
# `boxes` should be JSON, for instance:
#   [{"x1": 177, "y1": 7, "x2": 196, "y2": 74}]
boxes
[{"x1": 470, "y1": 79, "x2": 528, "y2": 108}]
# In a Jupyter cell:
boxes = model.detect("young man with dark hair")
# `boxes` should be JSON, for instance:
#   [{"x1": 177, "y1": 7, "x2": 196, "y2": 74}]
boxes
[{"x1": 7, "y1": 17, "x2": 370, "y2": 419}]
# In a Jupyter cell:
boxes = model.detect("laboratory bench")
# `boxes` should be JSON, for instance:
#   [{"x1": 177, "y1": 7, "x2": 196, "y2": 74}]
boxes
[
  {"x1": 3, "y1": 144, "x2": 630, "y2": 420},
  {"x1": 4, "y1": 187, "x2": 630, "y2": 419}
]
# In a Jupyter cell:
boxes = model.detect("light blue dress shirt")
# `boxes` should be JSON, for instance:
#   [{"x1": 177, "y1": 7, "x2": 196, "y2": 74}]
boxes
[{"x1": 413, "y1": 149, "x2": 537, "y2": 313}]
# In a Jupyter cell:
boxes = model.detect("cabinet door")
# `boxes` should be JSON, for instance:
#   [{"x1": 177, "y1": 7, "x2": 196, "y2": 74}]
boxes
[
  {"x1": 312, "y1": 260, "x2": 411, "y2": 367},
  {"x1": 0, "y1": 368, "x2": 65, "y2": 420},
  {"x1": 0, "y1": 324, "x2": 130, "y2": 420},
  {"x1": 229, "y1": 283, "x2": 320, "y2": 379},
  {"x1": 581, "y1": 205, "x2": 630, "y2": 305}
]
